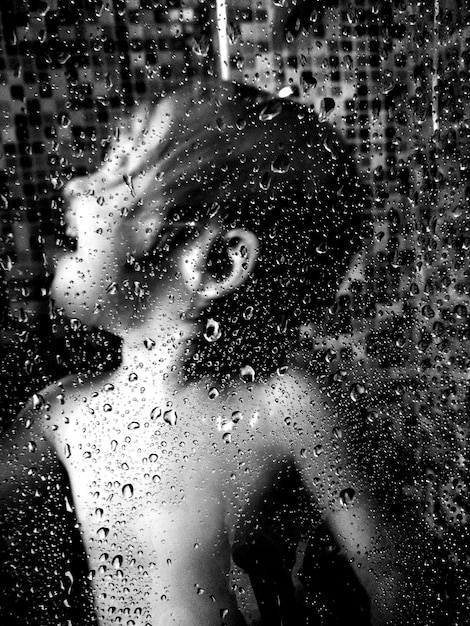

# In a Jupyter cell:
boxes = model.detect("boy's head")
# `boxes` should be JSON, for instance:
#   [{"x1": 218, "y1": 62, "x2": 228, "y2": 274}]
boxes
[{"x1": 53, "y1": 79, "x2": 363, "y2": 382}]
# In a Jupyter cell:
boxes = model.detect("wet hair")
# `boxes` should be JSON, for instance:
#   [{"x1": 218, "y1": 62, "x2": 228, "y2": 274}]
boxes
[{"x1": 108, "y1": 79, "x2": 364, "y2": 382}]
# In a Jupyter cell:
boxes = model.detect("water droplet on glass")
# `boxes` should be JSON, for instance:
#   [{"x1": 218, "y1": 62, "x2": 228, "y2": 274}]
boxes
[
  {"x1": 340, "y1": 487, "x2": 356, "y2": 506},
  {"x1": 97, "y1": 527, "x2": 109, "y2": 539},
  {"x1": 123, "y1": 173, "x2": 136, "y2": 196},
  {"x1": 343, "y1": 54, "x2": 353, "y2": 70},
  {"x1": 191, "y1": 36, "x2": 210, "y2": 57},
  {"x1": 112, "y1": 555, "x2": 123, "y2": 569},
  {"x1": 103, "y1": 403, "x2": 112, "y2": 412},
  {"x1": 58, "y1": 113, "x2": 70, "y2": 128},
  {"x1": 350, "y1": 383, "x2": 367, "y2": 402},
  {"x1": 332, "y1": 426, "x2": 342, "y2": 439},
  {"x1": 319, "y1": 97, "x2": 335, "y2": 122},
  {"x1": 64, "y1": 444, "x2": 71, "y2": 458},
  {"x1": 259, "y1": 100, "x2": 283, "y2": 122},
  {"x1": 231, "y1": 411, "x2": 243, "y2": 424},
  {"x1": 0, "y1": 255, "x2": 12, "y2": 271},
  {"x1": 111, "y1": 440, "x2": 118, "y2": 452},
  {"x1": 271, "y1": 154, "x2": 290, "y2": 174},
  {"x1": 128, "y1": 421, "x2": 140, "y2": 430},
  {"x1": 163, "y1": 409, "x2": 177, "y2": 426},
  {"x1": 313, "y1": 444, "x2": 323, "y2": 457},
  {"x1": 208, "y1": 387, "x2": 219, "y2": 399},
  {"x1": 227, "y1": 22, "x2": 241, "y2": 44},
  {"x1": 243, "y1": 306, "x2": 254, "y2": 320},
  {"x1": 204, "y1": 318, "x2": 222, "y2": 342},
  {"x1": 150, "y1": 407, "x2": 161, "y2": 420},
  {"x1": 144, "y1": 337, "x2": 156, "y2": 350},
  {"x1": 122, "y1": 484, "x2": 134, "y2": 499},
  {"x1": 240, "y1": 365, "x2": 255, "y2": 383},
  {"x1": 32, "y1": 393, "x2": 44, "y2": 410},
  {"x1": 301, "y1": 71, "x2": 317, "y2": 93},
  {"x1": 260, "y1": 171, "x2": 272, "y2": 190},
  {"x1": 149, "y1": 453, "x2": 159, "y2": 463}
]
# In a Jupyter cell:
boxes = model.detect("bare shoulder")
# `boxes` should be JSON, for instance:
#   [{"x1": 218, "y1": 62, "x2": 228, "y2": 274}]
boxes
[
  {"x1": 0, "y1": 370, "x2": 110, "y2": 476},
  {"x1": 255, "y1": 366, "x2": 338, "y2": 438}
]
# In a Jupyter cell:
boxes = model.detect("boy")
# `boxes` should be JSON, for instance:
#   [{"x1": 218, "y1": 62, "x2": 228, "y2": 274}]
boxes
[{"x1": 1, "y1": 80, "x2": 427, "y2": 625}]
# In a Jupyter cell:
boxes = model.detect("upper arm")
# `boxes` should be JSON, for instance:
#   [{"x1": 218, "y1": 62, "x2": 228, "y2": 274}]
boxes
[
  {"x1": 264, "y1": 370, "x2": 438, "y2": 624},
  {"x1": 0, "y1": 404, "x2": 97, "y2": 624}
]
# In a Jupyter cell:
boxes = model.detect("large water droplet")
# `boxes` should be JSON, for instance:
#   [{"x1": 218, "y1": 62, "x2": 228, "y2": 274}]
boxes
[
  {"x1": 112, "y1": 555, "x2": 123, "y2": 569},
  {"x1": 32, "y1": 393, "x2": 44, "y2": 410},
  {"x1": 271, "y1": 154, "x2": 290, "y2": 174},
  {"x1": 97, "y1": 527, "x2": 109, "y2": 539},
  {"x1": 122, "y1": 484, "x2": 134, "y2": 499},
  {"x1": 150, "y1": 407, "x2": 161, "y2": 420},
  {"x1": 208, "y1": 387, "x2": 219, "y2": 400},
  {"x1": 240, "y1": 365, "x2": 255, "y2": 383},
  {"x1": 259, "y1": 100, "x2": 283, "y2": 122},
  {"x1": 319, "y1": 97, "x2": 335, "y2": 122},
  {"x1": 204, "y1": 318, "x2": 222, "y2": 342},
  {"x1": 340, "y1": 487, "x2": 356, "y2": 506},
  {"x1": 163, "y1": 409, "x2": 177, "y2": 426}
]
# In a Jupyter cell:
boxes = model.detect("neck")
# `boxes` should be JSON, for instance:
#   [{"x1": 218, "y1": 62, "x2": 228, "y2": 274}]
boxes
[{"x1": 113, "y1": 311, "x2": 198, "y2": 388}]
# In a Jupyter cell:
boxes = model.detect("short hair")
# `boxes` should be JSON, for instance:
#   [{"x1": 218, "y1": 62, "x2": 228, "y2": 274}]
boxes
[{"x1": 105, "y1": 79, "x2": 364, "y2": 383}]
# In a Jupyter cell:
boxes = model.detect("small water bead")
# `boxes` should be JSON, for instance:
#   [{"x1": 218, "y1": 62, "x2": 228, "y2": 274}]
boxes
[
  {"x1": 149, "y1": 453, "x2": 158, "y2": 463},
  {"x1": 104, "y1": 383, "x2": 115, "y2": 392},
  {"x1": 128, "y1": 373, "x2": 138, "y2": 382},
  {"x1": 128, "y1": 421, "x2": 140, "y2": 430},
  {"x1": 103, "y1": 403, "x2": 112, "y2": 412}
]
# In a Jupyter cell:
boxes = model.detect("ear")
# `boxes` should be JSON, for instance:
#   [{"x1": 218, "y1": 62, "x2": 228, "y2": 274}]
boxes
[{"x1": 180, "y1": 227, "x2": 260, "y2": 305}]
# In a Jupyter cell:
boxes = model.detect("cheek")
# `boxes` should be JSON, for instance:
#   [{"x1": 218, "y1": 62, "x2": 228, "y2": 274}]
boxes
[{"x1": 52, "y1": 255, "x2": 104, "y2": 318}]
